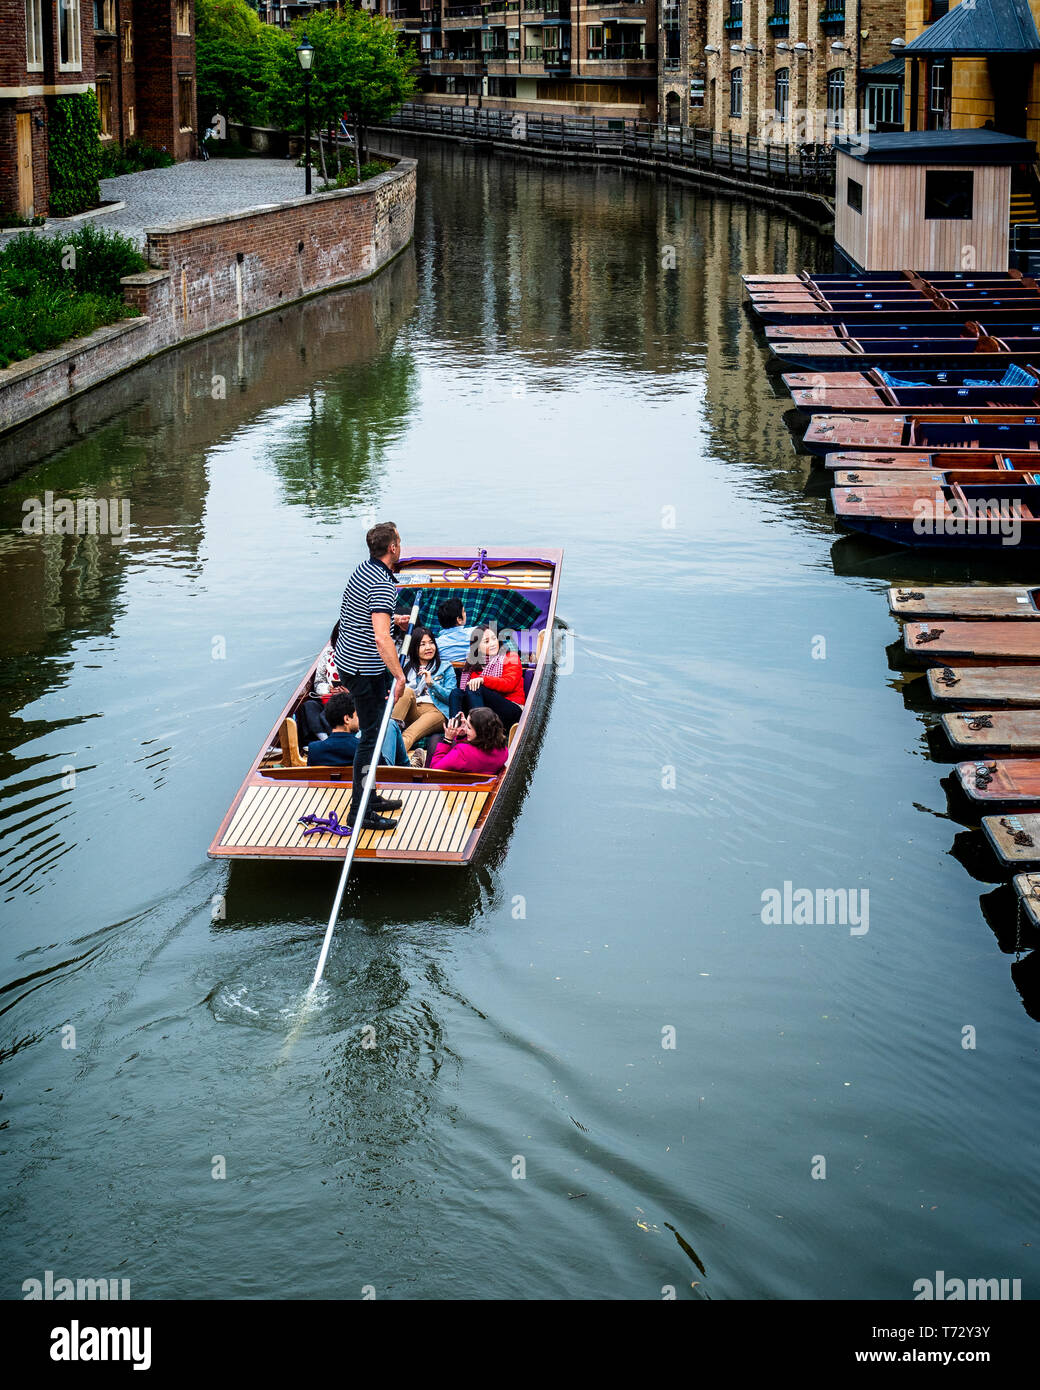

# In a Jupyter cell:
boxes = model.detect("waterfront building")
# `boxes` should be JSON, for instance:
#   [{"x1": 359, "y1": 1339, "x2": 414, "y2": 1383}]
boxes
[{"x1": 1, "y1": 0, "x2": 197, "y2": 220}]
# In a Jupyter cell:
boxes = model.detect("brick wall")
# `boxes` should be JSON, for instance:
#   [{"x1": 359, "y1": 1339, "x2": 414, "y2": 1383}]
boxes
[
  {"x1": 0, "y1": 158, "x2": 417, "y2": 436},
  {"x1": 134, "y1": 0, "x2": 195, "y2": 160}
]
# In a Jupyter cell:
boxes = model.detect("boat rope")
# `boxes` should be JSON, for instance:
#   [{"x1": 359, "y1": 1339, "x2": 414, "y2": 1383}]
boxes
[
  {"x1": 916, "y1": 628, "x2": 943, "y2": 644},
  {"x1": 440, "y1": 548, "x2": 512, "y2": 585},
  {"x1": 939, "y1": 667, "x2": 960, "y2": 686},
  {"x1": 966, "y1": 714, "x2": 993, "y2": 730},
  {"x1": 896, "y1": 590, "x2": 925, "y2": 601},
  {"x1": 974, "y1": 761, "x2": 996, "y2": 789},
  {"x1": 298, "y1": 812, "x2": 353, "y2": 838},
  {"x1": 999, "y1": 816, "x2": 1035, "y2": 848}
]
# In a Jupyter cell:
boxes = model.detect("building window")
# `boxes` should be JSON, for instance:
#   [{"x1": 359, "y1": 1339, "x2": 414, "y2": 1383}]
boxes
[
  {"x1": 690, "y1": 75, "x2": 705, "y2": 108},
  {"x1": 730, "y1": 67, "x2": 742, "y2": 117},
  {"x1": 96, "y1": 77, "x2": 111, "y2": 136},
  {"x1": 59, "y1": 0, "x2": 82, "y2": 68},
  {"x1": 92, "y1": 0, "x2": 113, "y2": 29},
  {"x1": 825, "y1": 69, "x2": 845, "y2": 128},
  {"x1": 867, "y1": 83, "x2": 903, "y2": 130},
  {"x1": 179, "y1": 75, "x2": 195, "y2": 130},
  {"x1": 177, "y1": 0, "x2": 191, "y2": 34},
  {"x1": 588, "y1": 24, "x2": 602, "y2": 54},
  {"x1": 122, "y1": 19, "x2": 133, "y2": 61},
  {"x1": 421, "y1": 30, "x2": 431, "y2": 48},
  {"x1": 25, "y1": 0, "x2": 44, "y2": 68},
  {"x1": 774, "y1": 66, "x2": 789, "y2": 122},
  {"x1": 929, "y1": 0, "x2": 949, "y2": 18},
  {"x1": 847, "y1": 177, "x2": 862, "y2": 213},
  {"x1": 127, "y1": 104, "x2": 135, "y2": 136},
  {"x1": 928, "y1": 59, "x2": 949, "y2": 129},
  {"x1": 925, "y1": 169, "x2": 973, "y2": 219}
]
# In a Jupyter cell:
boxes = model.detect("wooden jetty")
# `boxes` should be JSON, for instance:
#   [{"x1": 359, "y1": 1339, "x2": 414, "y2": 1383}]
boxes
[
  {"x1": 926, "y1": 665, "x2": 1040, "y2": 706},
  {"x1": 889, "y1": 586, "x2": 1040, "y2": 619},
  {"x1": 208, "y1": 547, "x2": 563, "y2": 866}
]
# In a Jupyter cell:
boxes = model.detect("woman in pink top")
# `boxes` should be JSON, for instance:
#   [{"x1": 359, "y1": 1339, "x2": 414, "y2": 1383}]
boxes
[{"x1": 429, "y1": 707, "x2": 509, "y2": 775}]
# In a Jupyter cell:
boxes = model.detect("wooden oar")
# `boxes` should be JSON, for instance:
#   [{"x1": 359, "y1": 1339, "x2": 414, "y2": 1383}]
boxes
[{"x1": 308, "y1": 594, "x2": 421, "y2": 993}]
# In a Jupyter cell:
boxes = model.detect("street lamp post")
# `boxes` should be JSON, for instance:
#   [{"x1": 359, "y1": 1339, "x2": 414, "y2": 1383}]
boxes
[{"x1": 296, "y1": 34, "x2": 315, "y2": 195}]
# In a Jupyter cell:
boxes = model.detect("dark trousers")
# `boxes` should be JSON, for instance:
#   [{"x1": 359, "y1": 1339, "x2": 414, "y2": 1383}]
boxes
[
  {"x1": 343, "y1": 670, "x2": 391, "y2": 821},
  {"x1": 459, "y1": 685, "x2": 522, "y2": 730}
]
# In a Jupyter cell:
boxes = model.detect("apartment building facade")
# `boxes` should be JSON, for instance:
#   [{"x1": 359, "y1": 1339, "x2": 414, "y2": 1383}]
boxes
[{"x1": 1, "y1": 0, "x2": 196, "y2": 220}]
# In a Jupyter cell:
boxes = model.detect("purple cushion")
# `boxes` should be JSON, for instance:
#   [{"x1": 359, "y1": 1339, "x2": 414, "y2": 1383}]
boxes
[{"x1": 523, "y1": 668, "x2": 534, "y2": 696}]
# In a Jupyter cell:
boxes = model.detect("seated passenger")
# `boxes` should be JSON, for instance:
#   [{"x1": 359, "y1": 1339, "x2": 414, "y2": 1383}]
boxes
[
  {"x1": 428, "y1": 707, "x2": 509, "y2": 775},
  {"x1": 313, "y1": 623, "x2": 341, "y2": 694},
  {"x1": 306, "y1": 691, "x2": 410, "y2": 768},
  {"x1": 453, "y1": 625, "x2": 525, "y2": 730},
  {"x1": 434, "y1": 597, "x2": 475, "y2": 663},
  {"x1": 392, "y1": 625, "x2": 457, "y2": 756}
]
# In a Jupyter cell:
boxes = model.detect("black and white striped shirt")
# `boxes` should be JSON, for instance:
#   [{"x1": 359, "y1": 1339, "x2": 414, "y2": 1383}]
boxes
[{"x1": 334, "y1": 558, "x2": 397, "y2": 677}]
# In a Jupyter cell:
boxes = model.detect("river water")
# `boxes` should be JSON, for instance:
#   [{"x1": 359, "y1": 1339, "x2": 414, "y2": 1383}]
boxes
[{"x1": 1, "y1": 135, "x2": 1038, "y2": 1302}]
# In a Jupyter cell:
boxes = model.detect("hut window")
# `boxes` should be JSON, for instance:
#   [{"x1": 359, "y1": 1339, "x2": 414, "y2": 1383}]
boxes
[
  {"x1": 847, "y1": 177, "x2": 862, "y2": 213},
  {"x1": 925, "y1": 170, "x2": 973, "y2": 220},
  {"x1": 730, "y1": 67, "x2": 742, "y2": 118},
  {"x1": 775, "y1": 67, "x2": 789, "y2": 122}
]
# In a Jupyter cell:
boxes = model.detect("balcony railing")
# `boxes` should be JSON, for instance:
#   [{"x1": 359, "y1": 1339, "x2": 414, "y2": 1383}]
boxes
[
  {"x1": 663, "y1": 55, "x2": 680, "y2": 69},
  {"x1": 444, "y1": 3, "x2": 481, "y2": 15},
  {"x1": 523, "y1": 44, "x2": 543, "y2": 58},
  {"x1": 818, "y1": 6, "x2": 845, "y2": 22},
  {"x1": 722, "y1": 15, "x2": 743, "y2": 30},
  {"x1": 601, "y1": 41, "x2": 651, "y2": 58},
  {"x1": 481, "y1": 45, "x2": 507, "y2": 57},
  {"x1": 544, "y1": 51, "x2": 570, "y2": 67}
]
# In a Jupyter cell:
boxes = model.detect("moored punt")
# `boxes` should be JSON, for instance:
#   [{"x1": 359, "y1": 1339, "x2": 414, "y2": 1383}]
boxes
[
  {"x1": 769, "y1": 330, "x2": 1040, "y2": 373},
  {"x1": 208, "y1": 547, "x2": 563, "y2": 866},
  {"x1": 820, "y1": 449, "x2": 1040, "y2": 473},
  {"x1": 953, "y1": 758, "x2": 1040, "y2": 809},
  {"x1": 984, "y1": 816, "x2": 1040, "y2": 869},
  {"x1": 803, "y1": 413, "x2": 1040, "y2": 458},
  {"x1": 832, "y1": 482, "x2": 1040, "y2": 549},
  {"x1": 764, "y1": 320, "x2": 997, "y2": 341},
  {"x1": 889, "y1": 586, "x2": 1040, "y2": 619},
  {"x1": 783, "y1": 365, "x2": 1040, "y2": 415},
  {"x1": 925, "y1": 665, "x2": 1040, "y2": 706},
  {"x1": 943, "y1": 711, "x2": 1040, "y2": 756},
  {"x1": 744, "y1": 270, "x2": 1040, "y2": 325},
  {"x1": 834, "y1": 468, "x2": 1040, "y2": 488},
  {"x1": 902, "y1": 622, "x2": 1040, "y2": 667},
  {"x1": 1013, "y1": 870, "x2": 1040, "y2": 921}
]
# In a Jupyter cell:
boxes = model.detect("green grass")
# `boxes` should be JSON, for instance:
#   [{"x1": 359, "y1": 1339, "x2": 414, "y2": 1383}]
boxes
[
  {"x1": 99, "y1": 139, "x2": 175, "y2": 178},
  {"x1": 0, "y1": 226, "x2": 147, "y2": 369}
]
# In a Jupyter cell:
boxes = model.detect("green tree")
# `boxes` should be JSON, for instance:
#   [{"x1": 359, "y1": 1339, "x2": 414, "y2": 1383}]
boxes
[
  {"x1": 195, "y1": 0, "x2": 288, "y2": 128},
  {"x1": 270, "y1": 9, "x2": 418, "y2": 175}
]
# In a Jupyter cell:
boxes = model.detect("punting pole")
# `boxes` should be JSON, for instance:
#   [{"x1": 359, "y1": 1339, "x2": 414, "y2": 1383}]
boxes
[{"x1": 308, "y1": 594, "x2": 421, "y2": 994}]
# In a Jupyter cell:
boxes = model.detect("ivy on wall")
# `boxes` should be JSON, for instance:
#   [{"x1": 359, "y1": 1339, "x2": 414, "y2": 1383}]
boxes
[{"x1": 48, "y1": 93, "x2": 103, "y2": 217}]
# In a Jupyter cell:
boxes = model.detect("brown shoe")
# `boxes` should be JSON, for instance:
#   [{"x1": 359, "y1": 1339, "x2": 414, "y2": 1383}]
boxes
[{"x1": 409, "y1": 748, "x2": 427, "y2": 768}]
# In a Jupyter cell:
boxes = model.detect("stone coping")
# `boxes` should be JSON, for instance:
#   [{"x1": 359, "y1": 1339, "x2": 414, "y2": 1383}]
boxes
[
  {"x1": 0, "y1": 315, "x2": 150, "y2": 388},
  {"x1": 141, "y1": 156, "x2": 416, "y2": 237}
]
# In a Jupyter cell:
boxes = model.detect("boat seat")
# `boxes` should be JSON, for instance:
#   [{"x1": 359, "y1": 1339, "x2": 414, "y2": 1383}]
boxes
[
  {"x1": 507, "y1": 723, "x2": 521, "y2": 748},
  {"x1": 278, "y1": 716, "x2": 307, "y2": 768}
]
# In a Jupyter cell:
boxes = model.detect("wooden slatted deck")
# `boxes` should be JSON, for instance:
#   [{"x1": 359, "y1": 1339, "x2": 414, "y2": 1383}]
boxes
[
  {"x1": 397, "y1": 563, "x2": 552, "y2": 588},
  {"x1": 215, "y1": 780, "x2": 492, "y2": 862}
]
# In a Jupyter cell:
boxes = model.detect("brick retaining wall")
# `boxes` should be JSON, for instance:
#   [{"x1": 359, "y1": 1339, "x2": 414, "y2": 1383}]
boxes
[{"x1": 0, "y1": 156, "x2": 416, "y2": 440}]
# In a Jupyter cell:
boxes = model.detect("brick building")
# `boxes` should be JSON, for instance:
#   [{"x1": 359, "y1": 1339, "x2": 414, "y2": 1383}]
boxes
[{"x1": 1, "y1": 0, "x2": 196, "y2": 220}]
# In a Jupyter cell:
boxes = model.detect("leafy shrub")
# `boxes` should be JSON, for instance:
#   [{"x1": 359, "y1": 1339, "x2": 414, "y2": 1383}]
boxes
[
  {"x1": 0, "y1": 227, "x2": 146, "y2": 368},
  {"x1": 320, "y1": 159, "x2": 393, "y2": 191},
  {"x1": 99, "y1": 139, "x2": 175, "y2": 178},
  {"x1": 48, "y1": 93, "x2": 103, "y2": 217}
]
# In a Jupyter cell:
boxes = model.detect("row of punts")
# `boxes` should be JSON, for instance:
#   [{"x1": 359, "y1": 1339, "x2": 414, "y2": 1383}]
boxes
[{"x1": 745, "y1": 270, "x2": 1040, "y2": 937}]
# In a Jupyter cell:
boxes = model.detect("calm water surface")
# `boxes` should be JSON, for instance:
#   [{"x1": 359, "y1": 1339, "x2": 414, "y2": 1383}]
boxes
[{"x1": 1, "y1": 137, "x2": 1038, "y2": 1301}]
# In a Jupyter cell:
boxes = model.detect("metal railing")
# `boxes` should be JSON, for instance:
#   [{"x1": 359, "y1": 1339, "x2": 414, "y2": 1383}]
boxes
[{"x1": 380, "y1": 102, "x2": 838, "y2": 196}]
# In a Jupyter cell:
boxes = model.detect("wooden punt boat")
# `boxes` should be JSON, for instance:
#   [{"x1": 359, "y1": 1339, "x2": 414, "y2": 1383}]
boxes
[
  {"x1": 744, "y1": 271, "x2": 1035, "y2": 290},
  {"x1": 953, "y1": 758, "x2": 1040, "y2": 809},
  {"x1": 833, "y1": 468, "x2": 1040, "y2": 488},
  {"x1": 744, "y1": 270, "x2": 1040, "y2": 325},
  {"x1": 832, "y1": 482, "x2": 1040, "y2": 549},
  {"x1": 769, "y1": 327, "x2": 1040, "y2": 373},
  {"x1": 1012, "y1": 868, "x2": 1040, "y2": 921},
  {"x1": 750, "y1": 296, "x2": 1040, "y2": 328},
  {"x1": 943, "y1": 711, "x2": 1040, "y2": 756},
  {"x1": 764, "y1": 320, "x2": 1002, "y2": 342},
  {"x1": 902, "y1": 621, "x2": 1040, "y2": 666},
  {"x1": 925, "y1": 665, "x2": 1040, "y2": 706},
  {"x1": 985, "y1": 815, "x2": 1040, "y2": 869},
  {"x1": 208, "y1": 547, "x2": 563, "y2": 866},
  {"x1": 889, "y1": 586, "x2": 1040, "y2": 619},
  {"x1": 820, "y1": 449, "x2": 1040, "y2": 473},
  {"x1": 783, "y1": 366, "x2": 1040, "y2": 415},
  {"x1": 803, "y1": 413, "x2": 1040, "y2": 457}
]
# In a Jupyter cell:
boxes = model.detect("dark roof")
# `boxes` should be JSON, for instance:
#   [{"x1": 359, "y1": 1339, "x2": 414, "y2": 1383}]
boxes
[
  {"x1": 836, "y1": 129, "x2": 1037, "y2": 164},
  {"x1": 903, "y1": 0, "x2": 1040, "y2": 56},
  {"x1": 863, "y1": 56, "x2": 906, "y2": 79}
]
